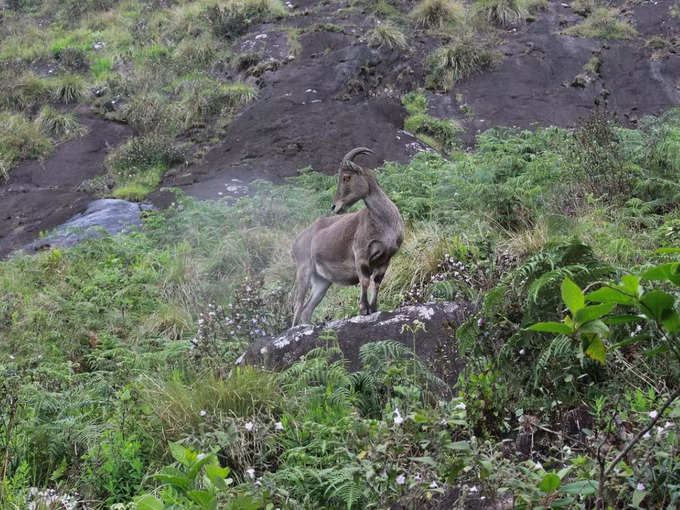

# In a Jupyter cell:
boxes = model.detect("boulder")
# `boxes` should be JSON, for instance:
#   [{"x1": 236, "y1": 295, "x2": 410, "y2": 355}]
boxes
[
  {"x1": 21, "y1": 199, "x2": 152, "y2": 253},
  {"x1": 238, "y1": 301, "x2": 475, "y2": 384}
]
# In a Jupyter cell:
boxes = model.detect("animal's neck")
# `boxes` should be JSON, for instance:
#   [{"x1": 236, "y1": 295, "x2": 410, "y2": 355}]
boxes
[{"x1": 363, "y1": 175, "x2": 402, "y2": 229}]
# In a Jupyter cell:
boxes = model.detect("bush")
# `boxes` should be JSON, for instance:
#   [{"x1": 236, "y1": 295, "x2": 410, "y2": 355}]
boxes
[
  {"x1": 105, "y1": 134, "x2": 184, "y2": 175},
  {"x1": 563, "y1": 7, "x2": 638, "y2": 39},
  {"x1": 366, "y1": 23, "x2": 408, "y2": 50},
  {"x1": 0, "y1": 113, "x2": 52, "y2": 181},
  {"x1": 50, "y1": 74, "x2": 86, "y2": 104},
  {"x1": 35, "y1": 105, "x2": 88, "y2": 140},
  {"x1": 425, "y1": 37, "x2": 497, "y2": 91},
  {"x1": 409, "y1": 0, "x2": 465, "y2": 29},
  {"x1": 206, "y1": 0, "x2": 287, "y2": 39}
]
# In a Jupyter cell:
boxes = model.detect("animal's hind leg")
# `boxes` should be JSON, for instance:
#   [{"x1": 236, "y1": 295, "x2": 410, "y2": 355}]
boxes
[
  {"x1": 299, "y1": 273, "x2": 331, "y2": 324},
  {"x1": 292, "y1": 265, "x2": 311, "y2": 327}
]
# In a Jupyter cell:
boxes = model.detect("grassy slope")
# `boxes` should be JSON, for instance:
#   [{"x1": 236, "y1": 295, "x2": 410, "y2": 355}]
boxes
[
  {"x1": 2, "y1": 107, "x2": 680, "y2": 508},
  {"x1": 1, "y1": 0, "x2": 680, "y2": 509}
]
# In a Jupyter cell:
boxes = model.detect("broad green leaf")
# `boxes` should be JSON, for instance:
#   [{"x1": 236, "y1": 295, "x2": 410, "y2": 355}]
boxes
[
  {"x1": 205, "y1": 464, "x2": 230, "y2": 488},
  {"x1": 135, "y1": 494, "x2": 164, "y2": 510},
  {"x1": 446, "y1": 441, "x2": 472, "y2": 452},
  {"x1": 550, "y1": 499, "x2": 575, "y2": 508},
  {"x1": 621, "y1": 275, "x2": 641, "y2": 295},
  {"x1": 560, "y1": 480, "x2": 598, "y2": 496},
  {"x1": 662, "y1": 309, "x2": 680, "y2": 334},
  {"x1": 168, "y1": 442, "x2": 188, "y2": 465},
  {"x1": 153, "y1": 467, "x2": 191, "y2": 491},
  {"x1": 578, "y1": 319, "x2": 609, "y2": 338},
  {"x1": 611, "y1": 333, "x2": 651, "y2": 350},
  {"x1": 640, "y1": 290, "x2": 675, "y2": 321},
  {"x1": 645, "y1": 344, "x2": 669, "y2": 357},
  {"x1": 538, "y1": 473, "x2": 561, "y2": 493},
  {"x1": 585, "y1": 336, "x2": 606, "y2": 364},
  {"x1": 574, "y1": 303, "x2": 616, "y2": 325},
  {"x1": 654, "y1": 247, "x2": 680, "y2": 254},
  {"x1": 187, "y1": 489, "x2": 217, "y2": 510},
  {"x1": 632, "y1": 489, "x2": 646, "y2": 507},
  {"x1": 187, "y1": 454, "x2": 217, "y2": 482},
  {"x1": 562, "y1": 278, "x2": 585, "y2": 314},
  {"x1": 527, "y1": 322, "x2": 573, "y2": 335},
  {"x1": 641, "y1": 263, "x2": 680, "y2": 285},
  {"x1": 409, "y1": 456, "x2": 437, "y2": 466},
  {"x1": 586, "y1": 286, "x2": 634, "y2": 305}
]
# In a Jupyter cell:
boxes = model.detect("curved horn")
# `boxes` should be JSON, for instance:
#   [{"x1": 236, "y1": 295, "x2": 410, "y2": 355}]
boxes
[{"x1": 340, "y1": 147, "x2": 374, "y2": 171}]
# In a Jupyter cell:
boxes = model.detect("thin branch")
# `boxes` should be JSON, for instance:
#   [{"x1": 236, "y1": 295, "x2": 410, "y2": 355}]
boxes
[{"x1": 604, "y1": 387, "x2": 680, "y2": 477}]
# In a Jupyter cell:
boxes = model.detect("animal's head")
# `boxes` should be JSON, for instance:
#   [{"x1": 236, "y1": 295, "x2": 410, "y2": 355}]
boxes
[{"x1": 331, "y1": 147, "x2": 374, "y2": 214}]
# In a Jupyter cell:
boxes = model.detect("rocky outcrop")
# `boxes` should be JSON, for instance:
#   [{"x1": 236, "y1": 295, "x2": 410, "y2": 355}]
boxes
[
  {"x1": 19, "y1": 199, "x2": 152, "y2": 254},
  {"x1": 238, "y1": 300, "x2": 475, "y2": 384}
]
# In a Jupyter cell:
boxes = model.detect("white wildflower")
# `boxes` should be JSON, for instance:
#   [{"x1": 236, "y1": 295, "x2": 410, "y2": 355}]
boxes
[
  {"x1": 519, "y1": 348, "x2": 526, "y2": 356},
  {"x1": 246, "y1": 468, "x2": 255, "y2": 479},
  {"x1": 643, "y1": 431, "x2": 651, "y2": 439},
  {"x1": 429, "y1": 481, "x2": 438, "y2": 488},
  {"x1": 649, "y1": 410, "x2": 659, "y2": 419},
  {"x1": 470, "y1": 485, "x2": 479, "y2": 493},
  {"x1": 199, "y1": 410, "x2": 207, "y2": 417},
  {"x1": 275, "y1": 421, "x2": 284, "y2": 430},
  {"x1": 245, "y1": 421, "x2": 254, "y2": 431},
  {"x1": 455, "y1": 402, "x2": 466, "y2": 410},
  {"x1": 393, "y1": 408, "x2": 404, "y2": 425},
  {"x1": 637, "y1": 482, "x2": 646, "y2": 491},
  {"x1": 396, "y1": 474, "x2": 406, "y2": 485},
  {"x1": 534, "y1": 461, "x2": 543, "y2": 470}
]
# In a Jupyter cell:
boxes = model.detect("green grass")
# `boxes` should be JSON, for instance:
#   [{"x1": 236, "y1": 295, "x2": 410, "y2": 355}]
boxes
[
  {"x1": 474, "y1": 0, "x2": 547, "y2": 27},
  {"x1": 425, "y1": 36, "x2": 498, "y2": 91},
  {"x1": 402, "y1": 92, "x2": 461, "y2": 153},
  {"x1": 0, "y1": 112, "x2": 53, "y2": 181},
  {"x1": 409, "y1": 0, "x2": 465, "y2": 28},
  {"x1": 563, "y1": 7, "x2": 638, "y2": 39},
  {"x1": 366, "y1": 23, "x2": 408, "y2": 50}
]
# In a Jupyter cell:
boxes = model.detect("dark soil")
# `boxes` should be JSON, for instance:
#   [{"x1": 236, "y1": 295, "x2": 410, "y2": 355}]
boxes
[{"x1": 0, "y1": 106, "x2": 132, "y2": 257}]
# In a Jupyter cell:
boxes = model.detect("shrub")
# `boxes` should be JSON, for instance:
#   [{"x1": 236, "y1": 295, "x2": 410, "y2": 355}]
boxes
[
  {"x1": 105, "y1": 134, "x2": 184, "y2": 176},
  {"x1": 563, "y1": 8, "x2": 638, "y2": 39},
  {"x1": 409, "y1": 0, "x2": 465, "y2": 29},
  {"x1": 176, "y1": 78, "x2": 256, "y2": 128},
  {"x1": 35, "y1": 105, "x2": 88, "y2": 141},
  {"x1": 0, "y1": 113, "x2": 52, "y2": 181},
  {"x1": 50, "y1": 74, "x2": 85, "y2": 104},
  {"x1": 121, "y1": 93, "x2": 179, "y2": 134},
  {"x1": 366, "y1": 23, "x2": 408, "y2": 50},
  {"x1": 1, "y1": 72, "x2": 52, "y2": 111},
  {"x1": 206, "y1": 0, "x2": 287, "y2": 39},
  {"x1": 425, "y1": 37, "x2": 497, "y2": 91}
]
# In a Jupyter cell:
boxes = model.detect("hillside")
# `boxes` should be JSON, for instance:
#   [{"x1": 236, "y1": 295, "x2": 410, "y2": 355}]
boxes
[{"x1": 1, "y1": 0, "x2": 680, "y2": 509}]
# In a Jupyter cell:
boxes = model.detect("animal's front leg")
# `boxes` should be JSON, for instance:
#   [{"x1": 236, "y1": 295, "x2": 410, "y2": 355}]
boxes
[
  {"x1": 359, "y1": 275, "x2": 370, "y2": 315},
  {"x1": 368, "y1": 269, "x2": 385, "y2": 314}
]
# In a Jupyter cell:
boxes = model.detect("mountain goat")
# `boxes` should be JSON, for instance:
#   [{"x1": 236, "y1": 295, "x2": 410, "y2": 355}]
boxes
[{"x1": 291, "y1": 147, "x2": 404, "y2": 325}]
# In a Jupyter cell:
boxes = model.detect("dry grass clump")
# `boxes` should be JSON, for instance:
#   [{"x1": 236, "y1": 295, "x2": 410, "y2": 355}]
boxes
[
  {"x1": 410, "y1": 0, "x2": 465, "y2": 29},
  {"x1": 366, "y1": 23, "x2": 408, "y2": 50},
  {"x1": 562, "y1": 7, "x2": 637, "y2": 39}
]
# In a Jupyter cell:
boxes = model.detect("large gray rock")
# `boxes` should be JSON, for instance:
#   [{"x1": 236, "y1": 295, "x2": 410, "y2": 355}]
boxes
[
  {"x1": 238, "y1": 301, "x2": 475, "y2": 384},
  {"x1": 21, "y1": 199, "x2": 152, "y2": 253}
]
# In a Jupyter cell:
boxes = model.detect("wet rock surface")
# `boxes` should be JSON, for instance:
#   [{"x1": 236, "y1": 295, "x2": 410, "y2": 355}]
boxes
[
  {"x1": 239, "y1": 300, "x2": 476, "y2": 385},
  {"x1": 18, "y1": 199, "x2": 152, "y2": 255}
]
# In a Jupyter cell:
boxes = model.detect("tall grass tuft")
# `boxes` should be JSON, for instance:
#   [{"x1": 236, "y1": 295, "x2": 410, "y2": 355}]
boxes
[
  {"x1": 35, "y1": 105, "x2": 88, "y2": 141},
  {"x1": 410, "y1": 0, "x2": 465, "y2": 29}
]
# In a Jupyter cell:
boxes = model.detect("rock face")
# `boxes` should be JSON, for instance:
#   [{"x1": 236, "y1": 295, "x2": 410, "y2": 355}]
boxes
[
  {"x1": 19, "y1": 199, "x2": 152, "y2": 254},
  {"x1": 238, "y1": 301, "x2": 476, "y2": 384}
]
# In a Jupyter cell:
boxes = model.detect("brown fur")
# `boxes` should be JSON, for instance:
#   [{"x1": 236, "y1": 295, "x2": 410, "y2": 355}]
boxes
[{"x1": 292, "y1": 148, "x2": 404, "y2": 325}]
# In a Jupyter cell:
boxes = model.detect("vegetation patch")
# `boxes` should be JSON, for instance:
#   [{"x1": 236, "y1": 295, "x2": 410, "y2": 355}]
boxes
[
  {"x1": 474, "y1": 0, "x2": 546, "y2": 27},
  {"x1": 0, "y1": 113, "x2": 52, "y2": 181},
  {"x1": 425, "y1": 36, "x2": 499, "y2": 91},
  {"x1": 366, "y1": 22, "x2": 408, "y2": 50},
  {"x1": 409, "y1": 0, "x2": 465, "y2": 29},
  {"x1": 563, "y1": 7, "x2": 638, "y2": 39},
  {"x1": 402, "y1": 92, "x2": 461, "y2": 153}
]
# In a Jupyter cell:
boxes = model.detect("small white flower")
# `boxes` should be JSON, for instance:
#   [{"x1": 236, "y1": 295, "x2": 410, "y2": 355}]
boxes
[
  {"x1": 197, "y1": 453, "x2": 206, "y2": 460},
  {"x1": 393, "y1": 408, "x2": 404, "y2": 425},
  {"x1": 440, "y1": 418, "x2": 447, "y2": 425},
  {"x1": 649, "y1": 410, "x2": 659, "y2": 419},
  {"x1": 199, "y1": 410, "x2": 207, "y2": 417},
  {"x1": 636, "y1": 482, "x2": 646, "y2": 491},
  {"x1": 519, "y1": 348, "x2": 526, "y2": 356},
  {"x1": 469, "y1": 485, "x2": 479, "y2": 493},
  {"x1": 275, "y1": 421, "x2": 284, "y2": 430},
  {"x1": 396, "y1": 474, "x2": 406, "y2": 485},
  {"x1": 380, "y1": 470, "x2": 387, "y2": 478},
  {"x1": 9, "y1": 354, "x2": 15, "y2": 360},
  {"x1": 246, "y1": 468, "x2": 255, "y2": 479},
  {"x1": 429, "y1": 481, "x2": 438, "y2": 488},
  {"x1": 455, "y1": 402, "x2": 466, "y2": 410},
  {"x1": 664, "y1": 421, "x2": 673, "y2": 429},
  {"x1": 534, "y1": 461, "x2": 543, "y2": 470},
  {"x1": 643, "y1": 431, "x2": 651, "y2": 439},
  {"x1": 245, "y1": 421, "x2": 254, "y2": 431}
]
